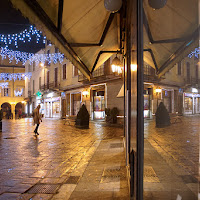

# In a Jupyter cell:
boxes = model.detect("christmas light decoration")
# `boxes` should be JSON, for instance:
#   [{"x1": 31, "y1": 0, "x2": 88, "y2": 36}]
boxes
[
  {"x1": 0, "y1": 47, "x2": 64, "y2": 65},
  {"x1": 0, "y1": 73, "x2": 32, "y2": 81},
  {"x1": 14, "y1": 88, "x2": 23, "y2": 96},
  {"x1": 0, "y1": 82, "x2": 8, "y2": 88},
  {"x1": 0, "y1": 25, "x2": 46, "y2": 49},
  {"x1": 188, "y1": 47, "x2": 200, "y2": 58}
]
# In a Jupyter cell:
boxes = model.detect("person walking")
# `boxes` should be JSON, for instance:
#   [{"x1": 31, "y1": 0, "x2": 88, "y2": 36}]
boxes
[
  {"x1": 33, "y1": 105, "x2": 42, "y2": 135},
  {"x1": 18, "y1": 108, "x2": 22, "y2": 119}
]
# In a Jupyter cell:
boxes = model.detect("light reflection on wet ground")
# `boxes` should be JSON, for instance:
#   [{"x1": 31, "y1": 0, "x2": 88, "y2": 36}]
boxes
[
  {"x1": 144, "y1": 115, "x2": 200, "y2": 200},
  {"x1": 0, "y1": 118, "x2": 126, "y2": 199}
]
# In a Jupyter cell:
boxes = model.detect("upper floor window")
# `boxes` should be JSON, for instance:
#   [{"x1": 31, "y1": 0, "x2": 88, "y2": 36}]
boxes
[
  {"x1": 73, "y1": 65, "x2": 78, "y2": 77},
  {"x1": 46, "y1": 50, "x2": 51, "y2": 66},
  {"x1": 2, "y1": 88, "x2": 11, "y2": 97},
  {"x1": 177, "y1": 62, "x2": 181, "y2": 75},
  {"x1": 196, "y1": 65, "x2": 199, "y2": 83},
  {"x1": 47, "y1": 71, "x2": 50, "y2": 89},
  {"x1": 55, "y1": 68, "x2": 58, "y2": 87},
  {"x1": 39, "y1": 77, "x2": 41, "y2": 90},
  {"x1": 47, "y1": 40, "x2": 51, "y2": 46},
  {"x1": 55, "y1": 47, "x2": 59, "y2": 53},
  {"x1": 28, "y1": 64, "x2": 31, "y2": 72},
  {"x1": 33, "y1": 80, "x2": 35, "y2": 94},
  {"x1": 186, "y1": 62, "x2": 190, "y2": 83},
  {"x1": 63, "y1": 64, "x2": 66, "y2": 80},
  {"x1": 33, "y1": 62, "x2": 35, "y2": 71}
]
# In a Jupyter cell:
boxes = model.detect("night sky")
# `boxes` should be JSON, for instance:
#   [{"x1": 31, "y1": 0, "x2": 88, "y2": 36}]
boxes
[{"x1": 0, "y1": 0, "x2": 45, "y2": 53}]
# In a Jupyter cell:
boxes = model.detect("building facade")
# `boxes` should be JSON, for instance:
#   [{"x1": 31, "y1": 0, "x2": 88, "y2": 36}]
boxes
[
  {"x1": 0, "y1": 58, "x2": 26, "y2": 119},
  {"x1": 25, "y1": 45, "x2": 124, "y2": 120},
  {"x1": 143, "y1": 51, "x2": 200, "y2": 118}
]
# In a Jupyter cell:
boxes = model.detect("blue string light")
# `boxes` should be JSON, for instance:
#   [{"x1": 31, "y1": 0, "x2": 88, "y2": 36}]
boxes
[
  {"x1": 188, "y1": 47, "x2": 200, "y2": 58},
  {"x1": 0, "y1": 73, "x2": 32, "y2": 81},
  {"x1": 0, "y1": 82, "x2": 9, "y2": 88},
  {"x1": 0, "y1": 25, "x2": 46, "y2": 48},
  {"x1": 0, "y1": 47, "x2": 64, "y2": 65}
]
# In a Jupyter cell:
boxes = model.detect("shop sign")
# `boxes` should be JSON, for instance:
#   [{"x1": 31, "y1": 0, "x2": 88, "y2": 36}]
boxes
[
  {"x1": 36, "y1": 91, "x2": 42, "y2": 97},
  {"x1": 192, "y1": 88, "x2": 198, "y2": 93},
  {"x1": 44, "y1": 97, "x2": 60, "y2": 102},
  {"x1": 184, "y1": 93, "x2": 200, "y2": 98}
]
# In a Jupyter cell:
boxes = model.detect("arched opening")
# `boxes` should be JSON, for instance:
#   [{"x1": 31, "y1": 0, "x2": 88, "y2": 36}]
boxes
[
  {"x1": 1, "y1": 102, "x2": 12, "y2": 119},
  {"x1": 15, "y1": 102, "x2": 25, "y2": 119}
]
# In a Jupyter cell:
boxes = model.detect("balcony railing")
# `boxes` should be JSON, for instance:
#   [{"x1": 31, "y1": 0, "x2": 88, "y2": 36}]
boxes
[
  {"x1": 143, "y1": 74, "x2": 158, "y2": 82},
  {"x1": 191, "y1": 78, "x2": 200, "y2": 87},
  {"x1": 41, "y1": 82, "x2": 60, "y2": 91},
  {"x1": 183, "y1": 78, "x2": 200, "y2": 87}
]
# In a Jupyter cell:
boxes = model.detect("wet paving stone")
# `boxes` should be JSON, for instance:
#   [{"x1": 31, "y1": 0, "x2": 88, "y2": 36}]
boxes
[
  {"x1": 144, "y1": 115, "x2": 200, "y2": 199},
  {"x1": 0, "y1": 118, "x2": 127, "y2": 199},
  {"x1": 110, "y1": 143, "x2": 124, "y2": 148},
  {"x1": 65, "y1": 176, "x2": 80, "y2": 184}
]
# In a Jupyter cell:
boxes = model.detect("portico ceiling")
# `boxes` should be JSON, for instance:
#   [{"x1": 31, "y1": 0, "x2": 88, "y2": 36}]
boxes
[
  {"x1": 143, "y1": 0, "x2": 199, "y2": 77},
  {"x1": 10, "y1": 0, "x2": 199, "y2": 79}
]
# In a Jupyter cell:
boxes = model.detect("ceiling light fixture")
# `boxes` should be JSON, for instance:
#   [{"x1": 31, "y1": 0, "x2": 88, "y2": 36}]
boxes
[
  {"x1": 148, "y1": 0, "x2": 167, "y2": 9},
  {"x1": 104, "y1": 0, "x2": 122, "y2": 13}
]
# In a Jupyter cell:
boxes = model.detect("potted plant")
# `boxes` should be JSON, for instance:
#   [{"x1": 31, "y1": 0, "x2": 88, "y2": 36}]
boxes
[
  {"x1": 111, "y1": 107, "x2": 119, "y2": 124},
  {"x1": 0, "y1": 109, "x2": 2, "y2": 132},
  {"x1": 155, "y1": 102, "x2": 170, "y2": 128},
  {"x1": 75, "y1": 104, "x2": 90, "y2": 129},
  {"x1": 105, "y1": 108, "x2": 112, "y2": 122}
]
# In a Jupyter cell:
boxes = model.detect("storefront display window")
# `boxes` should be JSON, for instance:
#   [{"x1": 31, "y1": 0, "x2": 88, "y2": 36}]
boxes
[
  {"x1": 44, "y1": 96, "x2": 60, "y2": 118},
  {"x1": 144, "y1": 95, "x2": 149, "y2": 118},
  {"x1": 184, "y1": 97, "x2": 193, "y2": 112},
  {"x1": 94, "y1": 96, "x2": 105, "y2": 119},
  {"x1": 197, "y1": 98, "x2": 200, "y2": 113},
  {"x1": 53, "y1": 101, "x2": 60, "y2": 118}
]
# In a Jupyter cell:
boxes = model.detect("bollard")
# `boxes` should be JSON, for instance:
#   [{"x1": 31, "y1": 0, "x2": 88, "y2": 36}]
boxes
[
  {"x1": 0, "y1": 120, "x2": 2, "y2": 132},
  {"x1": 0, "y1": 109, "x2": 2, "y2": 132}
]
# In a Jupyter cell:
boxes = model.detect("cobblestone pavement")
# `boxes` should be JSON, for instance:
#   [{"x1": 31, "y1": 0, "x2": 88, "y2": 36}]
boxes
[
  {"x1": 144, "y1": 115, "x2": 200, "y2": 200},
  {"x1": 0, "y1": 118, "x2": 129, "y2": 200}
]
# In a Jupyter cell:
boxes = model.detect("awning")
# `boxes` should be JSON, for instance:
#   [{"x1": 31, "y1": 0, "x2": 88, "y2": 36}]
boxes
[
  {"x1": 117, "y1": 84, "x2": 124, "y2": 97},
  {"x1": 10, "y1": 0, "x2": 198, "y2": 79},
  {"x1": 143, "y1": 0, "x2": 198, "y2": 77},
  {"x1": 10, "y1": 0, "x2": 120, "y2": 80}
]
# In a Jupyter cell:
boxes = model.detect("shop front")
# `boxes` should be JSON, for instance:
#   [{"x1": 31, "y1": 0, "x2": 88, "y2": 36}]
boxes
[
  {"x1": 144, "y1": 87, "x2": 153, "y2": 118},
  {"x1": 44, "y1": 92, "x2": 61, "y2": 118},
  {"x1": 90, "y1": 84, "x2": 106, "y2": 120},
  {"x1": 183, "y1": 91, "x2": 200, "y2": 115}
]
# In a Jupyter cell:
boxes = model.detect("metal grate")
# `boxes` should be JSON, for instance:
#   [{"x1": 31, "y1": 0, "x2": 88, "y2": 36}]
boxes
[
  {"x1": 110, "y1": 143, "x2": 124, "y2": 148},
  {"x1": 65, "y1": 176, "x2": 80, "y2": 184},
  {"x1": 4, "y1": 137, "x2": 16, "y2": 139},
  {"x1": 101, "y1": 166, "x2": 126, "y2": 183},
  {"x1": 144, "y1": 166, "x2": 160, "y2": 183},
  {"x1": 26, "y1": 184, "x2": 59, "y2": 194}
]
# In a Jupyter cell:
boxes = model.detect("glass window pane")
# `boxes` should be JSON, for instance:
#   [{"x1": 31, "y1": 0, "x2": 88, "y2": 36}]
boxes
[{"x1": 143, "y1": 0, "x2": 199, "y2": 199}]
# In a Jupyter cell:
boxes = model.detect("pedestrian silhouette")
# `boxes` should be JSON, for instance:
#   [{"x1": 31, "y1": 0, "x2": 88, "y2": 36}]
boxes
[{"x1": 33, "y1": 105, "x2": 42, "y2": 135}]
